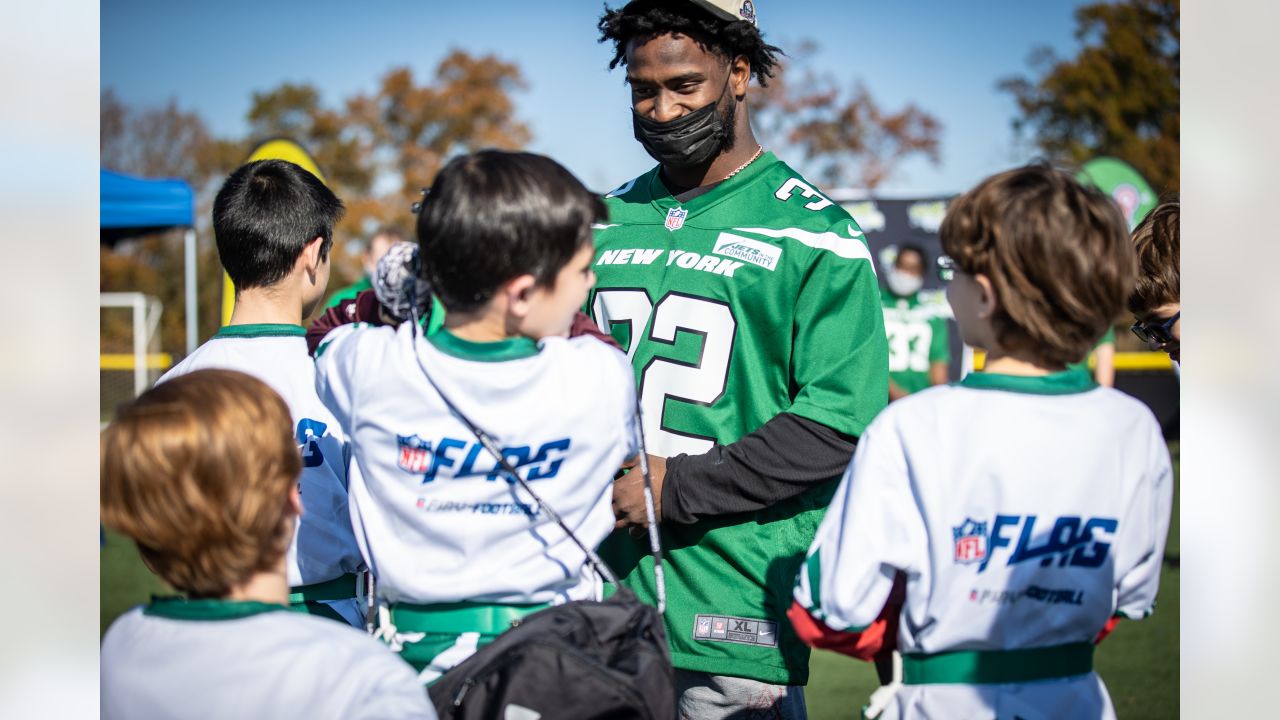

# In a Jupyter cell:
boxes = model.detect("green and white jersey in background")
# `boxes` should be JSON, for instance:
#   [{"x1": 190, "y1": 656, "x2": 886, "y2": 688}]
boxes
[
  {"x1": 1068, "y1": 326, "x2": 1116, "y2": 376},
  {"x1": 590, "y1": 153, "x2": 888, "y2": 685},
  {"x1": 881, "y1": 289, "x2": 950, "y2": 395}
]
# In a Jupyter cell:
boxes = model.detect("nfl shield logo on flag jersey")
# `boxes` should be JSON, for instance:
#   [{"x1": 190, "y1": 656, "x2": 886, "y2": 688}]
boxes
[
  {"x1": 665, "y1": 206, "x2": 687, "y2": 231},
  {"x1": 396, "y1": 434, "x2": 432, "y2": 474},
  {"x1": 952, "y1": 518, "x2": 988, "y2": 564}
]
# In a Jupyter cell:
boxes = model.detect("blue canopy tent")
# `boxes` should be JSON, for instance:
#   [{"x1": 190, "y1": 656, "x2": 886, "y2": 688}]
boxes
[
  {"x1": 100, "y1": 168, "x2": 198, "y2": 356},
  {"x1": 101, "y1": 169, "x2": 193, "y2": 240}
]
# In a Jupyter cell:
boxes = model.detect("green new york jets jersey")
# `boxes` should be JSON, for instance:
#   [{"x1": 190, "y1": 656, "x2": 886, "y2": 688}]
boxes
[
  {"x1": 589, "y1": 153, "x2": 888, "y2": 685},
  {"x1": 882, "y1": 289, "x2": 950, "y2": 395}
]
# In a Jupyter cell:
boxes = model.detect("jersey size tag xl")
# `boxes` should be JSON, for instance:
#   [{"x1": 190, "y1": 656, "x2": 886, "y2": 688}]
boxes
[{"x1": 692, "y1": 614, "x2": 779, "y2": 647}]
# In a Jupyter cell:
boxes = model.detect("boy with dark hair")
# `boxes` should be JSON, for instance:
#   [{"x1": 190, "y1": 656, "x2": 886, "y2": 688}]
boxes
[
  {"x1": 592, "y1": 1, "x2": 888, "y2": 715},
  {"x1": 314, "y1": 150, "x2": 638, "y2": 683},
  {"x1": 882, "y1": 244, "x2": 949, "y2": 400},
  {"x1": 213, "y1": 159, "x2": 344, "y2": 292},
  {"x1": 160, "y1": 159, "x2": 365, "y2": 626},
  {"x1": 790, "y1": 164, "x2": 1174, "y2": 719},
  {"x1": 1128, "y1": 200, "x2": 1180, "y2": 364},
  {"x1": 100, "y1": 369, "x2": 435, "y2": 719}
]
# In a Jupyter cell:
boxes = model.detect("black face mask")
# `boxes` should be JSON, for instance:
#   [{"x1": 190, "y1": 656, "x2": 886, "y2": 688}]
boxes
[{"x1": 632, "y1": 73, "x2": 734, "y2": 172}]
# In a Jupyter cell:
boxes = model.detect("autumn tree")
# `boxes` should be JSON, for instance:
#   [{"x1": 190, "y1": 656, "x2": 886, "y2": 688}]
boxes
[
  {"x1": 350, "y1": 52, "x2": 530, "y2": 201},
  {"x1": 752, "y1": 43, "x2": 942, "y2": 190},
  {"x1": 101, "y1": 49, "x2": 530, "y2": 357},
  {"x1": 100, "y1": 89, "x2": 232, "y2": 354},
  {"x1": 1000, "y1": 0, "x2": 1179, "y2": 193},
  {"x1": 101, "y1": 88, "x2": 244, "y2": 191},
  {"x1": 246, "y1": 83, "x2": 374, "y2": 197},
  {"x1": 246, "y1": 50, "x2": 529, "y2": 243}
]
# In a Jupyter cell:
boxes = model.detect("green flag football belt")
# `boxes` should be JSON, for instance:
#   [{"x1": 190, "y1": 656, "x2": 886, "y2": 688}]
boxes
[
  {"x1": 901, "y1": 642, "x2": 1094, "y2": 685},
  {"x1": 389, "y1": 599, "x2": 551, "y2": 635},
  {"x1": 287, "y1": 573, "x2": 361, "y2": 605}
]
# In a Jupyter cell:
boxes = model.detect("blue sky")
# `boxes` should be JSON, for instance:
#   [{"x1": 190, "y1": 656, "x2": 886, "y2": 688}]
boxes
[{"x1": 102, "y1": 0, "x2": 1089, "y2": 195}]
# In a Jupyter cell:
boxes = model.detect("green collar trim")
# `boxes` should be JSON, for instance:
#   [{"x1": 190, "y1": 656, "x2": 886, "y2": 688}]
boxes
[
  {"x1": 958, "y1": 369, "x2": 1097, "y2": 395},
  {"x1": 214, "y1": 323, "x2": 306, "y2": 339},
  {"x1": 428, "y1": 329, "x2": 539, "y2": 362},
  {"x1": 648, "y1": 151, "x2": 780, "y2": 217},
  {"x1": 143, "y1": 596, "x2": 292, "y2": 621}
]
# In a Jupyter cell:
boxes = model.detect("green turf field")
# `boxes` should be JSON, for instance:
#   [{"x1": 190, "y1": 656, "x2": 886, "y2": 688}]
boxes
[
  {"x1": 101, "y1": 527, "x2": 169, "y2": 634},
  {"x1": 101, "y1": 445, "x2": 1179, "y2": 718}
]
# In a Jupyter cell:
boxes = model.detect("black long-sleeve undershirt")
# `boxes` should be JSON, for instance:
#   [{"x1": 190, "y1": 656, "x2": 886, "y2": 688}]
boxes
[{"x1": 660, "y1": 412, "x2": 858, "y2": 525}]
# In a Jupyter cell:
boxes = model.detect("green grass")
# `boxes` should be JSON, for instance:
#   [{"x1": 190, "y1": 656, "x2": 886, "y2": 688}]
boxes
[
  {"x1": 101, "y1": 446, "x2": 1180, "y2": 717},
  {"x1": 805, "y1": 442, "x2": 1180, "y2": 719},
  {"x1": 101, "y1": 528, "x2": 169, "y2": 636}
]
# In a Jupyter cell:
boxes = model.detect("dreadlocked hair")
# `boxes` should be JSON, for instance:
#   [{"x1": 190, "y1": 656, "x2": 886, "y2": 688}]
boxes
[{"x1": 598, "y1": 1, "x2": 782, "y2": 86}]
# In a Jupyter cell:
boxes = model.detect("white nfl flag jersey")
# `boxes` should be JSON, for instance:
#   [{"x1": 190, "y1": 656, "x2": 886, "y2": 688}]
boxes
[
  {"x1": 793, "y1": 371, "x2": 1173, "y2": 720},
  {"x1": 158, "y1": 325, "x2": 364, "y2": 592},
  {"x1": 101, "y1": 601, "x2": 435, "y2": 719},
  {"x1": 314, "y1": 323, "x2": 638, "y2": 604}
]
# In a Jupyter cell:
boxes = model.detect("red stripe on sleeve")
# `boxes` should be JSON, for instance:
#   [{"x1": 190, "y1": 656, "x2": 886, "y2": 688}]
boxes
[
  {"x1": 787, "y1": 573, "x2": 905, "y2": 662},
  {"x1": 1094, "y1": 615, "x2": 1122, "y2": 644},
  {"x1": 787, "y1": 601, "x2": 894, "y2": 662}
]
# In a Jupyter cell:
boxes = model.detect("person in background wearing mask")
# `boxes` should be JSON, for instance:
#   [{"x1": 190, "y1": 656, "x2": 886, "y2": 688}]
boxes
[
  {"x1": 592, "y1": 1, "x2": 888, "y2": 716},
  {"x1": 324, "y1": 226, "x2": 404, "y2": 309},
  {"x1": 882, "y1": 244, "x2": 949, "y2": 401}
]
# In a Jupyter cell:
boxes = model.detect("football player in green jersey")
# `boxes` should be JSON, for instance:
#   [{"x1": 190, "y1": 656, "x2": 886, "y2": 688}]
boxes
[
  {"x1": 882, "y1": 244, "x2": 950, "y2": 400},
  {"x1": 594, "y1": 1, "x2": 889, "y2": 716}
]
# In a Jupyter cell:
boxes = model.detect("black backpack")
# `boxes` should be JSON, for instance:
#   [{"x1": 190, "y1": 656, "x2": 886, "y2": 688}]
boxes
[{"x1": 427, "y1": 586, "x2": 674, "y2": 719}]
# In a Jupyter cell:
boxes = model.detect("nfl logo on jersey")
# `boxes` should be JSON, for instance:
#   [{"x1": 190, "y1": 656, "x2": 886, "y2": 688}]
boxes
[
  {"x1": 952, "y1": 518, "x2": 989, "y2": 564},
  {"x1": 396, "y1": 434, "x2": 432, "y2": 474},
  {"x1": 665, "y1": 206, "x2": 688, "y2": 231}
]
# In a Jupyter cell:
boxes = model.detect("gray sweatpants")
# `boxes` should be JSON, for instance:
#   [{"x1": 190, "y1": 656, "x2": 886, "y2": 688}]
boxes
[{"x1": 675, "y1": 669, "x2": 807, "y2": 720}]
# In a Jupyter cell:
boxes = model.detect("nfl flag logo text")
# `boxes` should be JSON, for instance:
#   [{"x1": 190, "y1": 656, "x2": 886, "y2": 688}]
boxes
[
  {"x1": 665, "y1": 206, "x2": 688, "y2": 231},
  {"x1": 953, "y1": 518, "x2": 989, "y2": 564},
  {"x1": 397, "y1": 434, "x2": 433, "y2": 474}
]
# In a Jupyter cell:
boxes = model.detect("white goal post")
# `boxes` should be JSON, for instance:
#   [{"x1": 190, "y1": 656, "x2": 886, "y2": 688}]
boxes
[{"x1": 100, "y1": 292, "x2": 165, "y2": 399}]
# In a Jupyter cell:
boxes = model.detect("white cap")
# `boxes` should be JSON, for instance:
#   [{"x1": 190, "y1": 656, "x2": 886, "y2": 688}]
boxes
[
  {"x1": 628, "y1": 0, "x2": 758, "y2": 26},
  {"x1": 689, "y1": 0, "x2": 757, "y2": 25}
]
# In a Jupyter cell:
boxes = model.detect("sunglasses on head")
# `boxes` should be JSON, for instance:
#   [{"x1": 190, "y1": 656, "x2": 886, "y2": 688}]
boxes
[{"x1": 1130, "y1": 311, "x2": 1179, "y2": 345}]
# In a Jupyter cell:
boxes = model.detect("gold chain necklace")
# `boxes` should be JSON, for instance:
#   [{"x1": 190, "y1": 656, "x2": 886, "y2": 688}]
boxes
[{"x1": 720, "y1": 145, "x2": 764, "y2": 182}]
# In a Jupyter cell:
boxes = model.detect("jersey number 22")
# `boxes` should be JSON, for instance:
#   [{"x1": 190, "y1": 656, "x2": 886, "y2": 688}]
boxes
[{"x1": 592, "y1": 290, "x2": 735, "y2": 458}]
